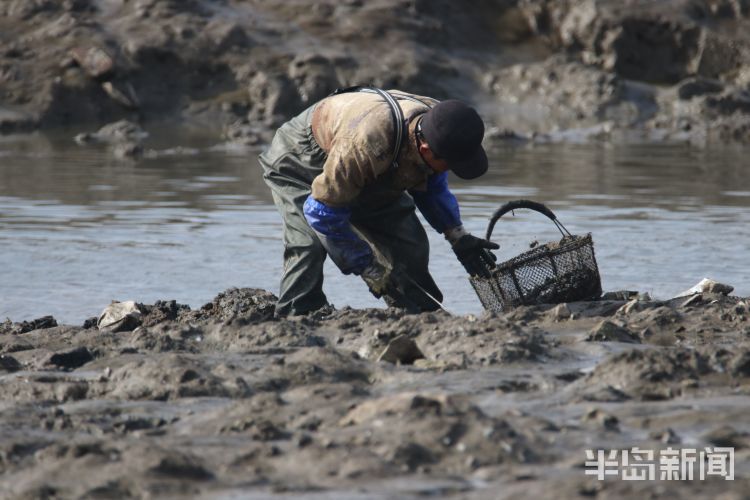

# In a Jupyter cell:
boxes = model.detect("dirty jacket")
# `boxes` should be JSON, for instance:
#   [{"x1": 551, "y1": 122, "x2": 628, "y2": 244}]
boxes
[
  {"x1": 310, "y1": 89, "x2": 438, "y2": 207},
  {"x1": 303, "y1": 89, "x2": 463, "y2": 275}
]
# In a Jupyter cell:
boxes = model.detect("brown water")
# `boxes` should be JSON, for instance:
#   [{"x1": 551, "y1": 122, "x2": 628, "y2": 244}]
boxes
[{"x1": 1, "y1": 131, "x2": 749, "y2": 323}]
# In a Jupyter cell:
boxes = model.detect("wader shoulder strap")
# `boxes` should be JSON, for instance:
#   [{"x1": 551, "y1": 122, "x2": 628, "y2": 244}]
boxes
[{"x1": 330, "y1": 85, "x2": 430, "y2": 170}]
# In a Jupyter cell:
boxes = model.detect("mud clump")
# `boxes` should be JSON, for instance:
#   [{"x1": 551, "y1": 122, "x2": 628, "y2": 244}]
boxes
[
  {"x1": 181, "y1": 287, "x2": 277, "y2": 324},
  {"x1": 575, "y1": 345, "x2": 750, "y2": 401},
  {"x1": 1, "y1": 0, "x2": 750, "y2": 145},
  {"x1": 0, "y1": 316, "x2": 58, "y2": 335}
]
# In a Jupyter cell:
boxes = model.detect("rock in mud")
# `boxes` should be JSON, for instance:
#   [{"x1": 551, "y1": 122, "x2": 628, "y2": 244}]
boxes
[
  {"x1": 678, "y1": 77, "x2": 725, "y2": 100},
  {"x1": 377, "y1": 335, "x2": 425, "y2": 365},
  {"x1": 100, "y1": 354, "x2": 252, "y2": 401},
  {"x1": 267, "y1": 347, "x2": 371, "y2": 389},
  {"x1": 69, "y1": 46, "x2": 115, "y2": 79},
  {"x1": 148, "y1": 451, "x2": 214, "y2": 481},
  {"x1": 675, "y1": 278, "x2": 735, "y2": 297},
  {"x1": 184, "y1": 288, "x2": 277, "y2": 324},
  {"x1": 649, "y1": 427, "x2": 682, "y2": 444},
  {"x1": 586, "y1": 320, "x2": 640, "y2": 343},
  {"x1": 702, "y1": 425, "x2": 750, "y2": 449},
  {"x1": 601, "y1": 291, "x2": 639, "y2": 301},
  {"x1": 0, "y1": 354, "x2": 22, "y2": 372},
  {"x1": 549, "y1": 303, "x2": 571, "y2": 321},
  {"x1": 74, "y1": 120, "x2": 148, "y2": 145},
  {"x1": 1, "y1": 315, "x2": 58, "y2": 335},
  {"x1": 581, "y1": 408, "x2": 620, "y2": 432},
  {"x1": 101, "y1": 81, "x2": 140, "y2": 110},
  {"x1": 98, "y1": 301, "x2": 144, "y2": 333},
  {"x1": 339, "y1": 393, "x2": 539, "y2": 471},
  {"x1": 576, "y1": 348, "x2": 713, "y2": 401},
  {"x1": 45, "y1": 346, "x2": 94, "y2": 369},
  {"x1": 140, "y1": 299, "x2": 191, "y2": 328}
]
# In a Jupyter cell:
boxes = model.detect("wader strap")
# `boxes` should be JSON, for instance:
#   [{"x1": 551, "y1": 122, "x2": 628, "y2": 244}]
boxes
[{"x1": 329, "y1": 85, "x2": 435, "y2": 170}]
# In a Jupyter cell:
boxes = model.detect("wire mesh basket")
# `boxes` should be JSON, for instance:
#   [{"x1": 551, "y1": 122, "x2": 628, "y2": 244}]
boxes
[{"x1": 470, "y1": 200, "x2": 602, "y2": 313}]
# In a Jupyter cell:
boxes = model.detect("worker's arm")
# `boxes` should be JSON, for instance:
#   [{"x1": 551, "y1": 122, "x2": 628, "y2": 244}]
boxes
[
  {"x1": 303, "y1": 195, "x2": 395, "y2": 297},
  {"x1": 303, "y1": 195, "x2": 372, "y2": 275},
  {"x1": 410, "y1": 172, "x2": 499, "y2": 277},
  {"x1": 409, "y1": 171, "x2": 462, "y2": 236}
]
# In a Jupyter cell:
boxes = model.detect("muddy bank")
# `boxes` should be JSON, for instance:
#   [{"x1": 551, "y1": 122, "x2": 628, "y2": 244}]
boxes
[
  {"x1": 1, "y1": 0, "x2": 750, "y2": 147},
  {"x1": 1, "y1": 287, "x2": 748, "y2": 498}
]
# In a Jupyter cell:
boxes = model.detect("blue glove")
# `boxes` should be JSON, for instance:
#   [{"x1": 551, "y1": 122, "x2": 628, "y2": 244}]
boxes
[
  {"x1": 303, "y1": 195, "x2": 373, "y2": 275},
  {"x1": 409, "y1": 172, "x2": 461, "y2": 234}
]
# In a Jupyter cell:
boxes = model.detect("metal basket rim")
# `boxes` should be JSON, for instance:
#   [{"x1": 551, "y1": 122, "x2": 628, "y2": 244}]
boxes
[{"x1": 491, "y1": 233, "x2": 595, "y2": 275}]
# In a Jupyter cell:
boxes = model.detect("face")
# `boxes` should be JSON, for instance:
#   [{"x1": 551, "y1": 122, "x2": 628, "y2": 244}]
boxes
[
  {"x1": 416, "y1": 121, "x2": 451, "y2": 174},
  {"x1": 419, "y1": 145, "x2": 450, "y2": 173}
]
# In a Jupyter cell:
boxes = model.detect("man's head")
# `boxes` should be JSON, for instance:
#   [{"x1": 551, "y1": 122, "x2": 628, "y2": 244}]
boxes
[{"x1": 416, "y1": 100, "x2": 488, "y2": 179}]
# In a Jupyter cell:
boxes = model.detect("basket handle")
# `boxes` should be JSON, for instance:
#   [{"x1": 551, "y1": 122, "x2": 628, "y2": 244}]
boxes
[{"x1": 485, "y1": 199, "x2": 571, "y2": 240}]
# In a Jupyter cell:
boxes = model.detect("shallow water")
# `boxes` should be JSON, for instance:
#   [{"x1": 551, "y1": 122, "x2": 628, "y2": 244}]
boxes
[{"x1": 1, "y1": 131, "x2": 749, "y2": 324}]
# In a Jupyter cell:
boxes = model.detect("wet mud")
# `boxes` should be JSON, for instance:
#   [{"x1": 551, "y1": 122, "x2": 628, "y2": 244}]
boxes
[
  {"x1": 1, "y1": 1, "x2": 750, "y2": 147},
  {"x1": 1, "y1": 288, "x2": 748, "y2": 498}
]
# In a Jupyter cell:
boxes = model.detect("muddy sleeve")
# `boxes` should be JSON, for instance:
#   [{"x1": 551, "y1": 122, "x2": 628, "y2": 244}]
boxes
[
  {"x1": 303, "y1": 195, "x2": 373, "y2": 275},
  {"x1": 310, "y1": 124, "x2": 393, "y2": 207}
]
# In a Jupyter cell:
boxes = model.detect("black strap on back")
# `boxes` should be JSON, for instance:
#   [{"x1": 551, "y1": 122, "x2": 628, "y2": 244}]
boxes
[{"x1": 329, "y1": 85, "x2": 435, "y2": 170}]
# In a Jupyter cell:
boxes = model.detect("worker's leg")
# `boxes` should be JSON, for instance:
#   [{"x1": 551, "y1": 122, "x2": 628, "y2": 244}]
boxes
[
  {"x1": 260, "y1": 106, "x2": 329, "y2": 315},
  {"x1": 352, "y1": 195, "x2": 443, "y2": 311}
]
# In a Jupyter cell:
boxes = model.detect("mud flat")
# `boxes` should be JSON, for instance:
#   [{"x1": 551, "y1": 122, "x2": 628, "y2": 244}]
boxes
[
  {"x1": 0, "y1": 287, "x2": 748, "y2": 498},
  {"x1": 1, "y1": 0, "x2": 750, "y2": 146}
]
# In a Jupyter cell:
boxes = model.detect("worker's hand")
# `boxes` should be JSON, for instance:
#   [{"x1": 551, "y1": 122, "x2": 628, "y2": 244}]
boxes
[
  {"x1": 360, "y1": 261, "x2": 393, "y2": 298},
  {"x1": 452, "y1": 234, "x2": 499, "y2": 278}
]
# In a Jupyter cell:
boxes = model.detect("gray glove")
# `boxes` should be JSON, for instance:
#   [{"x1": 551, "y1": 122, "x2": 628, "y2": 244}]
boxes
[
  {"x1": 360, "y1": 261, "x2": 392, "y2": 298},
  {"x1": 361, "y1": 262, "x2": 421, "y2": 313}
]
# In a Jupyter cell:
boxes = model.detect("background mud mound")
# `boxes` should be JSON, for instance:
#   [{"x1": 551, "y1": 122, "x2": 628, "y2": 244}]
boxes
[
  {"x1": 0, "y1": 372, "x2": 89, "y2": 403},
  {"x1": 253, "y1": 347, "x2": 372, "y2": 391},
  {"x1": 2, "y1": 0, "x2": 750, "y2": 143},
  {"x1": 574, "y1": 345, "x2": 750, "y2": 401},
  {"x1": 140, "y1": 300, "x2": 191, "y2": 328},
  {"x1": 326, "y1": 309, "x2": 552, "y2": 367},
  {"x1": 592, "y1": 294, "x2": 750, "y2": 346},
  {"x1": 203, "y1": 319, "x2": 325, "y2": 351},
  {"x1": 180, "y1": 288, "x2": 277, "y2": 324},
  {"x1": 98, "y1": 354, "x2": 253, "y2": 401},
  {"x1": 336, "y1": 392, "x2": 541, "y2": 475}
]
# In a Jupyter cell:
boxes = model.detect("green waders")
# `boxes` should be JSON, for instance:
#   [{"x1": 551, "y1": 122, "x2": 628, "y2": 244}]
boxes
[{"x1": 259, "y1": 105, "x2": 443, "y2": 315}]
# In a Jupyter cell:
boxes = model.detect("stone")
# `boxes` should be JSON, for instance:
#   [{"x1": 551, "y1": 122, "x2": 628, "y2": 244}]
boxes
[
  {"x1": 69, "y1": 46, "x2": 115, "y2": 79},
  {"x1": 702, "y1": 425, "x2": 750, "y2": 449},
  {"x1": 98, "y1": 301, "x2": 143, "y2": 332},
  {"x1": 601, "y1": 290, "x2": 638, "y2": 301},
  {"x1": 46, "y1": 347, "x2": 94, "y2": 369},
  {"x1": 582, "y1": 408, "x2": 619, "y2": 431},
  {"x1": 729, "y1": 351, "x2": 750, "y2": 377},
  {"x1": 678, "y1": 77, "x2": 725, "y2": 100},
  {"x1": 586, "y1": 320, "x2": 640, "y2": 343},
  {"x1": 247, "y1": 72, "x2": 301, "y2": 125},
  {"x1": 101, "y1": 81, "x2": 139, "y2": 109},
  {"x1": 8, "y1": 316, "x2": 57, "y2": 334},
  {"x1": 550, "y1": 303, "x2": 571, "y2": 321},
  {"x1": 675, "y1": 278, "x2": 734, "y2": 298},
  {"x1": 597, "y1": 18, "x2": 704, "y2": 84},
  {"x1": 649, "y1": 428, "x2": 681, "y2": 444},
  {"x1": 377, "y1": 335, "x2": 425, "y2": 365},
  {"x1": 0, "y1": 107, "x2": 36, "y2": 134},
  {"x1": 681, "y1": 293, "x2": 703, "y2": 308},
  {"x1": 112, "y1": 141, "x2": 144, "y2": 160},
  {"x1": 0, "y1": 355, "x2": 22, "y2": 372}
]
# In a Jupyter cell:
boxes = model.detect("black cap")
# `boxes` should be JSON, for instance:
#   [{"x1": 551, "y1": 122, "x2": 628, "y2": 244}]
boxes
[{"x1": 420, "y1": 100, "x2": 488, "y2": 180}]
